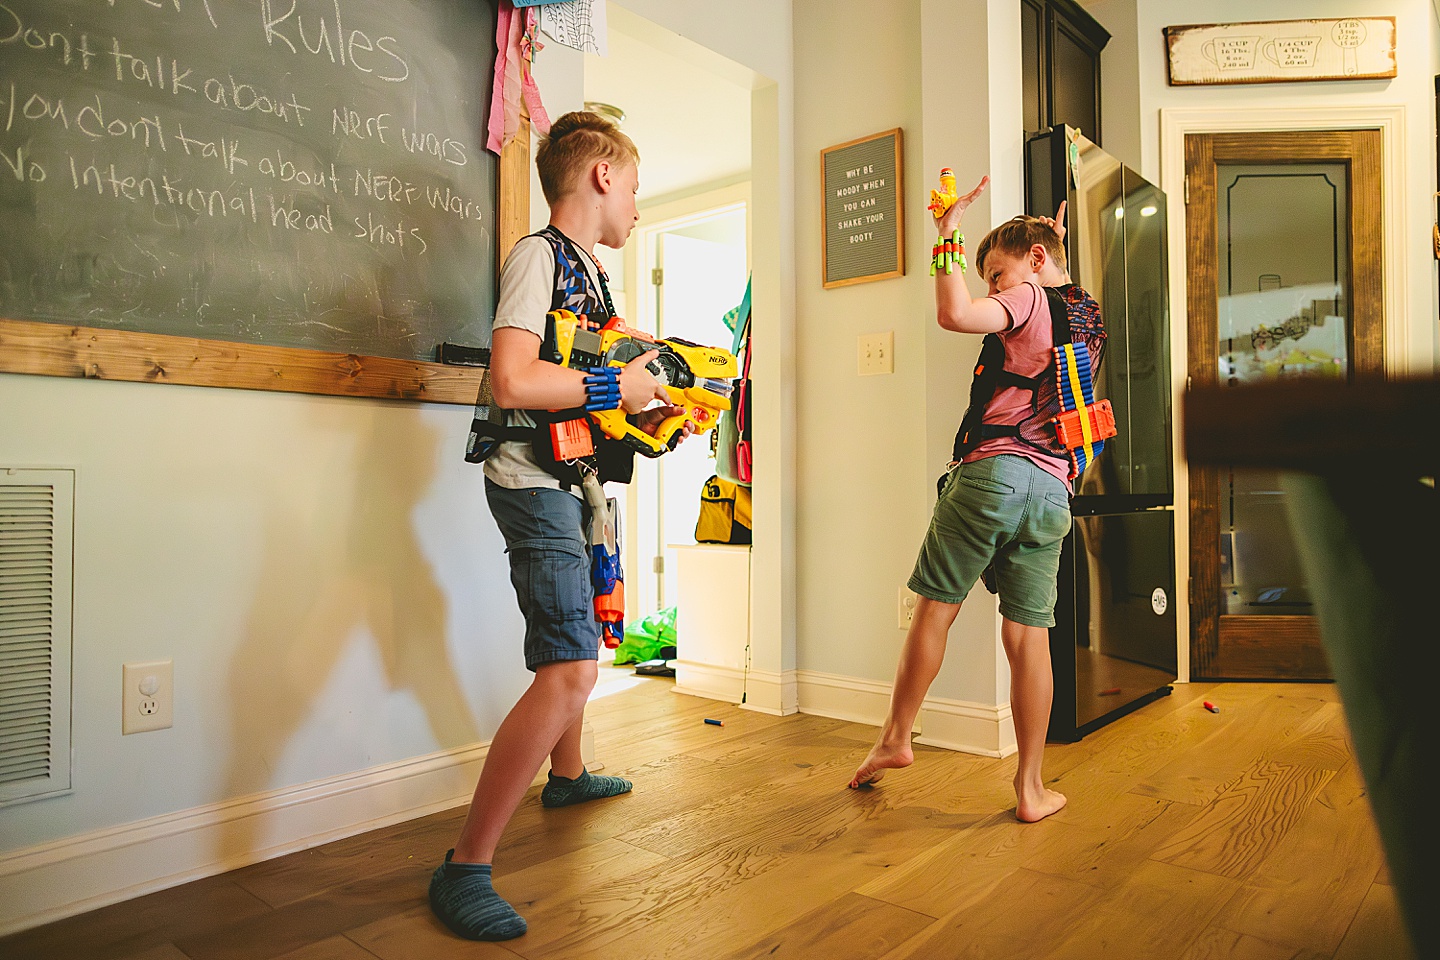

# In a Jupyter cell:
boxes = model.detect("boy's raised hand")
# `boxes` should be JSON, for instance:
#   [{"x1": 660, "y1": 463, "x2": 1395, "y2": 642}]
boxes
[
  {"x1": 618, "y1": 350, "x2": 671, "y2": 414},
  {"x1": 934, "y1": 175, "x2": 989, "y2": 235},
  {"x1": 1035, "y1": 199, "x2": 1067, "y2": 242}
]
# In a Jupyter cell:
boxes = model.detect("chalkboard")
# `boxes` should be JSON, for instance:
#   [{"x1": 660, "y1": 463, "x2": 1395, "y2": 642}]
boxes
[
  {"x1": 821, "y1": 128, "x2": 904, "y2": 289},
  {"x1": 0, "y1": 0, "x2": 500, "y2": 367}
]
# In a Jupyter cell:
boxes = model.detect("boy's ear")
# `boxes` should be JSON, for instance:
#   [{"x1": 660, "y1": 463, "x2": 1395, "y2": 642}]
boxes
[
  {"x1": 1030, "y1": 243, "x2": 1049, "y2": 268},
  {"x1": 592, "y1": 159, "x2": 613, "y2": 194}
]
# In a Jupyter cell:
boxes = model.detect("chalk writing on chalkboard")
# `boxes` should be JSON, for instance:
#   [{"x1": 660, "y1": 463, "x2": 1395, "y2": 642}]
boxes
[{"x1": 0, "y1": 0, "x2": 499, "y2": 363}]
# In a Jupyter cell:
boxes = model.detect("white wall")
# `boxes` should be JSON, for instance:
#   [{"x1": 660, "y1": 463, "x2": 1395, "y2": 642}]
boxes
[
  {"x1": 792, "y1": 0, "x2": 928, "y2": 684},
  {"x1": 790, "y1": 0, "x2": 1028, "y2": 720},
  {"x1": 0, "y1": 375, "x2": 518, "y2": 847},
  {"x1": 1083, "y1": 0, "x2": 1142, "y2": 170}
]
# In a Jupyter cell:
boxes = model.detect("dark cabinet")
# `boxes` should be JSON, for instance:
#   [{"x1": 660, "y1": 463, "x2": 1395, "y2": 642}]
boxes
[{"x1": 1021, "y1": 0, "x2": 1109, "y2": 144}]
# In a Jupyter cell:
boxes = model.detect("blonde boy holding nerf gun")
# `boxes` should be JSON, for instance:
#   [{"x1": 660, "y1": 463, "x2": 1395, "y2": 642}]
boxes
[{"x1": 432, "y1": 112, "x2": 701, "y2": 941}]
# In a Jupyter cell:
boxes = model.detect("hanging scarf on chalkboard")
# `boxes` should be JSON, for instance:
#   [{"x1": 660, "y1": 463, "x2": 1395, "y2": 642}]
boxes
[{"x1": 487, "y1": 1, "x2": 552, "y2": 154}]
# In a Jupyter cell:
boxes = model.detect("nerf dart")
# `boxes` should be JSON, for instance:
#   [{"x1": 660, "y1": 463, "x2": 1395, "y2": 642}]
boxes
[
  {"x1": 1051, "y1": 340, "x2": 1117, "y2": 478},
  {"x1": 932, "y1": 231, "x2": 966, "y2": 276},
  {"x1": 1203, "y1": 701, "x2": 1220, "y2": 714},
  {"x1": 580, "y1": 473, "x2": 625, "y2": 648},
  {"x1": 704, "y1": 718, "x2": 724, "y2": 727},
  {"x1": 927, "y1": 166, "x2": 958, "y2": 217}
]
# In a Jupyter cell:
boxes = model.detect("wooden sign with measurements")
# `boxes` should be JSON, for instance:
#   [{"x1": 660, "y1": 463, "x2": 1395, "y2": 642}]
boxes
[{"x1": 1165, "y1": 18, "x2": 1397, "y2": 86}]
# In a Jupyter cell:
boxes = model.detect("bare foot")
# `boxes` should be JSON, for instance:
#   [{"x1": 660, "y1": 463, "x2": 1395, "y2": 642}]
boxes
[
  {"x1": 849, "y1": 739, "x2": 913, "y2": 788},
  {"x1": 1015, "y1": 784, "x2": 1067, "y2": 823}
]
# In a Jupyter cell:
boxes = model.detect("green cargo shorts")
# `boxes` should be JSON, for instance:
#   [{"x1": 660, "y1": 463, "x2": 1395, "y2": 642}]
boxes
[{"x1": 908, "y1": 454, "x2": 1072, "y2": 627}]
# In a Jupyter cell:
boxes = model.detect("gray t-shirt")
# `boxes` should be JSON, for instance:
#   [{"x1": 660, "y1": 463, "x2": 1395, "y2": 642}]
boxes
[{"x1": 482, "y1": 234, "x2": 607, "y2": 492}]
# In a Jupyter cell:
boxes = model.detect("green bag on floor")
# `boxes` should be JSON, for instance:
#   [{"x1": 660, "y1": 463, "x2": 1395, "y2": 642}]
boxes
[{"x1": 613, "y1": 605, "x2": 678, "y2": 665}]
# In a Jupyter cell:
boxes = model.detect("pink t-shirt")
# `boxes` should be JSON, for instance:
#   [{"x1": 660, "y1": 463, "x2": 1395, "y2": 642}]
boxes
[{"x1": 960, "y1": 280, "x2": 1073, "y2": 494}]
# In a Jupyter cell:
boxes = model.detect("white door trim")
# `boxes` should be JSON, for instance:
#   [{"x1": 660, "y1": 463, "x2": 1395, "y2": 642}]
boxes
[
  {"x1": 1159, "y1": 103, "x2": 1408, "y2": 683},
  {"x1": 620, "y1": 182, "x2": 751, "y2": 622}
]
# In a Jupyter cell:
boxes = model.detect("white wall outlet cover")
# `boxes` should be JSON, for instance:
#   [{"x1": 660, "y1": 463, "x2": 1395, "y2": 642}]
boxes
[
  {"x1": 898, "y1": 584, "x2": 919, "y2": 628},
  {"x1": 122, "y1": 659, "x2": 174, "y2": 734}
]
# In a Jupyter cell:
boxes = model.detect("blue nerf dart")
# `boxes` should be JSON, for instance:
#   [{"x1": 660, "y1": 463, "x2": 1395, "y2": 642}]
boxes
[{"x1": 704, "y1": 718, "x2": 724, "y2": 726}]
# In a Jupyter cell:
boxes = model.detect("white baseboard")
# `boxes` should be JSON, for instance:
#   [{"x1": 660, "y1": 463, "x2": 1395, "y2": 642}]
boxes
[
  {"x1": 916, "y1": 696, "x2": 1013, "y2": 758},
  {"x1": 672, "y1": 662, "x2": 800, "y2": 716},
  {"x1": 793, "y1": 669, "x2": 893, "y2": 726},
  {"x1": 672, "y1": 660, "x2": 746, "y2": 704},
  {"x1": 737, "y1": 667, "x2": 797, "y2": 716},
  {"x1": 794, "y1": 669, "x2": 1011, "y2": 758},
  {"x1": 0, "y1": 741, "x2": 495, "y2": 937}
]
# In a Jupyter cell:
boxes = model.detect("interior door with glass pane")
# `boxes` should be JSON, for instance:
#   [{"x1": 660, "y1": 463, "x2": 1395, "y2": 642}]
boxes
[{"x1": 1185, "y1": 130, "x2": 1384, "y2": 680}]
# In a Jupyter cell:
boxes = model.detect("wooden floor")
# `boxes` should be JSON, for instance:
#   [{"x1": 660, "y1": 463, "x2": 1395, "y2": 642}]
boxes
[{"x1": 1, "y1": 673, "x2": 1416, "y2": 960}]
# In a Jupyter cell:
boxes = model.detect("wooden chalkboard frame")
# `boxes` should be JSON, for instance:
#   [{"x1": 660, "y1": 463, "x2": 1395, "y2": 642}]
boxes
[
  {"x1": 0, "y1": 114, "x2": 530, "y2": 406},
  {"x1": 820, "y1": 128, "x2": 905, "y2": 289}
]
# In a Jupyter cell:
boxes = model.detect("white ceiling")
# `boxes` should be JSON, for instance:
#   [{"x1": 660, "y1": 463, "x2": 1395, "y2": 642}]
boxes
[{"x1": 582, "y1": 12, "x2": 751, "y2": 202}]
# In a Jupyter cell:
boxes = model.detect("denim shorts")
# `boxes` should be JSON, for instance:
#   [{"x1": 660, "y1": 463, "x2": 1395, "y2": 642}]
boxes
[
  {"x1": 484, "y1": 479, "x2": 600, "y2": 671},
  {"x1": 909, "y1": 454, "x2": 1072, "y2": 627}
]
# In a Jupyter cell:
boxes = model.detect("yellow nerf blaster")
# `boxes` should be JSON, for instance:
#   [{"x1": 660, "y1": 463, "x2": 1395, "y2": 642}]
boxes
[{"x1": 548, "y1": 309, "x2": 738, "y2": 458}]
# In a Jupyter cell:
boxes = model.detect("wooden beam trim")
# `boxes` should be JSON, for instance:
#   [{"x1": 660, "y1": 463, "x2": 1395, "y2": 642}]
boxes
[{"x1": 0, "y1": 318, "x2": 483, "y2": 405}]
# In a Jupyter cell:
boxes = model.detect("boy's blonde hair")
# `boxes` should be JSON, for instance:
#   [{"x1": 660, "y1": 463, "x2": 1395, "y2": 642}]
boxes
[
  {"x1": 535, "y1": 111, "x2": 640, "y2": 204},
  {"x1": 974, "y1": 216, "x2": 1068, "y2": 276}
]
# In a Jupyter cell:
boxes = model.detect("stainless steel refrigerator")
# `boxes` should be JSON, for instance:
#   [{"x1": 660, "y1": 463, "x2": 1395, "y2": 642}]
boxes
[{"x1": 1025, "y1": 126, "x2": 1178, "y2": 741}]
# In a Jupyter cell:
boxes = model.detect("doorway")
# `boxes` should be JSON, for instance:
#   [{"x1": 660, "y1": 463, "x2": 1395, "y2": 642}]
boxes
[
  {"x1": 1184, "y1": 129, "x2": 1384, "y2": 680},
  {"x1": 643, "y1": 205, "x2": 748, "y2": 611},
  {"x1": 582, "y1": 11, "x2": 753, "y2": 654}
]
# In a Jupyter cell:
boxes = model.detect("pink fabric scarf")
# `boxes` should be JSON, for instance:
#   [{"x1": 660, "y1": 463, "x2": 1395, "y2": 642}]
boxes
[{"x1": 486, "y1": 1, "x2": 551, "y2": 154}]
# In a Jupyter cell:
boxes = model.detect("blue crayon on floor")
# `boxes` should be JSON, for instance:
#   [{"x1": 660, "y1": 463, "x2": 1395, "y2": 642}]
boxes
[{"x1": 704, "y1": 718, "x2": 724, "y2": 727}]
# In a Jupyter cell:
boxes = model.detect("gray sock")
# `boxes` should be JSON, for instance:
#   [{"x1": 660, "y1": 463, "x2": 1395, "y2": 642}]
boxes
[
  {"x1": 428, "y1": 851, "x2": 527, "y2": 941},
  {"x1": 540, "y1": 768, "x2": 633, "y2": 808}
]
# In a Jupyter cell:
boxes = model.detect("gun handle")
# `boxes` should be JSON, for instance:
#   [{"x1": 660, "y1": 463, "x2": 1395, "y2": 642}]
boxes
[{"x1": 641, "y1": 414, "x2": 689, "y2": 454}]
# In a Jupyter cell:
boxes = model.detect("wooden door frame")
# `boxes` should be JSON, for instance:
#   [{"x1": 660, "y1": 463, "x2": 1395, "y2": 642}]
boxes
[
  {"x1": 1186, "y1": 129, "x2": 1384, "y2": 680},
  {"x1": 1159, "y1": 105, "x2": 1410, "y2": 682}
]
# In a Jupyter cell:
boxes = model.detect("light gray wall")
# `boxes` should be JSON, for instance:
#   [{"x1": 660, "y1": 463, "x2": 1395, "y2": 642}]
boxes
[
  {"x1": 0, "y1": 374, "x2": 516, "y2": 849},
  {"x1": 791, "y1": 0, "x2": 1027, "y2": 704}
]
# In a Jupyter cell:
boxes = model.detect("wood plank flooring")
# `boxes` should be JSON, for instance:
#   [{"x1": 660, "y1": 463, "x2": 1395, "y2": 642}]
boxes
[{"x1": 0, "y1": 675, "x2": 1416, "y2": 960}]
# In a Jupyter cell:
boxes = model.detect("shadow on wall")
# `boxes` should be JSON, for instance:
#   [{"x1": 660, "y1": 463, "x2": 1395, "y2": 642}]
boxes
[{"x1": 218, "y1": 400, "x2": 478, "y2": 862}]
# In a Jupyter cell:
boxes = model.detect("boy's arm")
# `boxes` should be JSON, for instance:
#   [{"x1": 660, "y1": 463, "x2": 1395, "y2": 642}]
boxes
[
  {"x1": 933, "y1": 175, "x2": 1009, "y2": 334},
  {"x1": 489, "y1": 326, "x2": 668, "y2": 414}
]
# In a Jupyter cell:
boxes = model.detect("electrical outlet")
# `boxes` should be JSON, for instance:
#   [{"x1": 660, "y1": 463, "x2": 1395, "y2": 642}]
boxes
[
  {"x1": 857, "y1": 331, "x2": 895, "y2": 376},
  {"x1": 123, "y1": 660, "x2": 173, "y2": 734},
  {"x1": 898, "y1": 585, "x2": 919, "y2": 628}
]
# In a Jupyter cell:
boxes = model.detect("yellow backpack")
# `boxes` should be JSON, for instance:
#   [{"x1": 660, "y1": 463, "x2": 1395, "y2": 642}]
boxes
[{"x1": 695, "y1": 475, "x2": 752, "y2": 545}]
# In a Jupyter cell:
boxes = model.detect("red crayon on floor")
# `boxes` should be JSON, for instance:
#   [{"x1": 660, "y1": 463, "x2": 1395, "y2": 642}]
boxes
[
  {"x1": 1203, "y1": 701, "x2": 1220, "y2": 713},
  {"x1": 704, "y1": 718, "x2": 724, "y2": 726}
]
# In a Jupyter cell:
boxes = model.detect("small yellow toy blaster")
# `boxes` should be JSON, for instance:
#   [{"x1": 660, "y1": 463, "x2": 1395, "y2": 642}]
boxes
[{"x1": 548, "y1": 309, "x2": 738, "y2": 458}]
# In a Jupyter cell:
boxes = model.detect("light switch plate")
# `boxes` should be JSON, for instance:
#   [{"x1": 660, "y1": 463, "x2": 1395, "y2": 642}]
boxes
[{"x1": 857, "y1": 331, "x2": 894, "y2": 376}]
